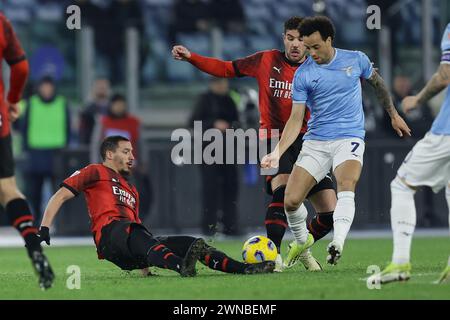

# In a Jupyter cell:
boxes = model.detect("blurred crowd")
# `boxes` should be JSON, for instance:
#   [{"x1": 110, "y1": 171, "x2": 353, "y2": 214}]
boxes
[
  {"x1": 3, "y1": 0, "x2": 445, "y2": 231},
  {"x1": 5, "y1": 0, "x2": 438, "y2": 84}
]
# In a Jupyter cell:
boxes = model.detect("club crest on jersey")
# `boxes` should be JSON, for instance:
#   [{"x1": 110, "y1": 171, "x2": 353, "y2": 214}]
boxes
[
  {"x1": 342, "y1": 66, "x2": 353, "y2": 76},
  {"x1": 112, "y1": 185, "x2": 136, "y2": 208}
]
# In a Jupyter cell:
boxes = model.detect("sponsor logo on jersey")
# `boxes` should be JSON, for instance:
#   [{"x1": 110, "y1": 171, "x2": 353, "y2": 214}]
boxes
[
  {"x1": 273, "y1": 66, "x2": 282, "y2": 74},
  {"x1": 112, "y1": 185, "x2": 136, "y2": 208},
  {"x1": 269, "y1": 78, "x2": 292, "y2": 90},
  {"x1": 269, "y1": 78, "x2": 293, "y2": 99}
]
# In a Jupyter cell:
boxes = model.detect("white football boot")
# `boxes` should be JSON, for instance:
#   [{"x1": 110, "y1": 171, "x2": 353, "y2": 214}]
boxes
[{"x1": 274, "y1": 254, "x2": 283, "y2": 272}]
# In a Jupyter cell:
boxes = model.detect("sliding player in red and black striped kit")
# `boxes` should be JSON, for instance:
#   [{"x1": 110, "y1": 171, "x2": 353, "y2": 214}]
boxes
[
  {"x1": 38, "y1": 136, "x2": 274, "y2": 276},
  {"x1": 172, "y1": 16, "x2": 337, "y2": 271},
  {"x1": 0, "y1": 13, "x2": 54, "y2": 289}
]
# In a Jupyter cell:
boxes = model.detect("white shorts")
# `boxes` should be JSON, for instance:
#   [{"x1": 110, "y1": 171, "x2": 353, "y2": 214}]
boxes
[
  {"x1": 397, "y1": 132, "x2": 450, "y2": 193},
  {"x1": 295, "y1": 138, "x2": 365, "y2": 183}
]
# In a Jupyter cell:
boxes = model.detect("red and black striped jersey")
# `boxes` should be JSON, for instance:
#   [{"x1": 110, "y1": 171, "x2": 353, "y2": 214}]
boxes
[
  {"x1": 62, "y1": 164, "x2": 141, "y2": 246},
  {"x1": 0, "y1": 12, "x2": 28, "y2": 137},
  {"x1": 232, "y1": 49, "x2": 309, "y2": 139}
]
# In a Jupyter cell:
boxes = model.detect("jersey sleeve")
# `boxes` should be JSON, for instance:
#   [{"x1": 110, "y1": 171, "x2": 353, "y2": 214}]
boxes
[
  {"x1": 292, "y1": 68, "x2": 309, "y2": 104},
  {"x1": 357, "y1": 51, "x2": 374, "y2": 79},
  {"x1": 188, "y1": 52, "x2": 237, "y2": 77},
  {"x1": 232, "y1": 51, "x2": 265, "y2": 77},
  {"x1": 440, "y1": 23, "x2": 450, "y2": 64},
  {"x1": 61, "y1": 165, "x2": 99, "y2": 196},
  {"x1": 1, "y1": 15, "x2": 26, "y2": 66}
]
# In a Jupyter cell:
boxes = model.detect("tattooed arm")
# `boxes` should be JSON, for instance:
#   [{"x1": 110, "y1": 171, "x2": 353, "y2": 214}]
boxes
[
  {"x1": 366, "y1": 70, "x2": 398, "y2": 118},
  {"x1": 402, "y1": 64, "x2": 450, "y2": 113},
  {"x1": 366, "y1": 70, "x2": 411, "y2": 137}
]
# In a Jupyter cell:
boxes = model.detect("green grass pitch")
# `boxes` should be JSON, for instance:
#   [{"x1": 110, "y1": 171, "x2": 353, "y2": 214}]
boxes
[{"x1": 0, "y1": 237, "x2": 448, "y2": 300}]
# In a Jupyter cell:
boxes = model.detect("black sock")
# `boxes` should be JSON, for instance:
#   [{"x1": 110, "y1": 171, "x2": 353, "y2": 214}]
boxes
[
  {"x1": 308, "y1": 211, "x2": 334, "y2": 242},
  {"x1": 5, "y1": 198, "x2": 41, "y2": 255},
  {"x1": 201, "y1": 248, "x2": 246, "y2": 274},
  {"x1": 265, "y1": 186, "x2": 287, "y2": 253},
  {"x1": 128, "y1": 226, "x2": 185, "y2": 273},
  {"x1": 146, "y1": 243, "x2": 184, "y2": 273}
]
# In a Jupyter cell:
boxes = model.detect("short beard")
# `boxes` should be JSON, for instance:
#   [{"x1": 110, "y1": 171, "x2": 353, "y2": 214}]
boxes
[{"x1": 119, "y1": 169, "x2": 131, "y2": 177}]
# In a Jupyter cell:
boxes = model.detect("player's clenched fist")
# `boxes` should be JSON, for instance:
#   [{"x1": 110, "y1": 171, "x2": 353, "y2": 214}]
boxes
[
  {"x1": 261, "y1": 152, "x2": 280, "y2": 169},
  {"x1": 401, "y1": 95, "x2": 419, "y2": 114},
  {"x1": 172, "y1": 45, "x2": 191, "y2": 61}
]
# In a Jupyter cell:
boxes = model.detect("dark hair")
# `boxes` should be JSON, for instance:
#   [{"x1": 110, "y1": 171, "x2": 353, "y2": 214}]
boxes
[
  {"x1": 100, "y1": 135, "x2": 130, "y2": 161},
  {"x1": 284, "y1": 16, "x2": 303, "y2": 32},
  {"x1": 110, "y1": 93, "x2": 126, "y2": 104},
  {"x1": 38, "y1": 75, "x2": 55, "y2": 86},
  {"x1": 299, "y1": 16, "x2": 335, "y2": 41}
]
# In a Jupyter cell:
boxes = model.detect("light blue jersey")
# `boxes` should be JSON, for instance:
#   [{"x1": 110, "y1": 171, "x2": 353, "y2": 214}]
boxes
[
  {"x1": 430, "y1": 22, "x2": 450, "y2": 136},
  {"x1": 292, "y1": 48, "x2": 373, "y2": 141}
]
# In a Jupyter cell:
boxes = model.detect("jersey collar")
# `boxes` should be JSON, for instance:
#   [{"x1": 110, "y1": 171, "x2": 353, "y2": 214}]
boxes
[
  {"x1": 281, "y1": 51, "x2": 305, "y2": 66},
  {"x1": 320, "y1": 48, "x2": 338, "y2": 67}
]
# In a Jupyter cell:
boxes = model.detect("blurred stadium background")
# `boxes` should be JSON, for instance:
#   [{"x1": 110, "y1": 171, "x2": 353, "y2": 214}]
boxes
[{"x1": 0, "y1": 0, "x2": 449, "y2": 242}]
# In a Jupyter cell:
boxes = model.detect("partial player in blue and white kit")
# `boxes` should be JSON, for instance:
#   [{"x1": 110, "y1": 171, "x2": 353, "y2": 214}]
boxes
[
  {"x1": 261, "y1": 16, "x2": 411, "y2": 267},
  {"x1": 369, "y1": 22, "x2": 450, "y2": 285}
]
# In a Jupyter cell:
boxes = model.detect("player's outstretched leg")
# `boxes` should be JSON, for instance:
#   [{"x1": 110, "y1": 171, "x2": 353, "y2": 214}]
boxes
[
  {"x1": 129, "y1": 227, "x2": 202, "y2": 277},
  {"x1": 198, "y1": 241, "x2": 275, "y2": 275},
  {"x1": 5, "y1": 198, "x2": 55, "y2": 289}
]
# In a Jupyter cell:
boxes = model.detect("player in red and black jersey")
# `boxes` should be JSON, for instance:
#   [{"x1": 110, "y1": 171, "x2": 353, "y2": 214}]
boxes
[
  {"x1": 38, "y1": 136, "x2": 274, "y2": 276},
  {"x1": 172, "y1": 17, "x2": 336, "y2": 271},
  {"x1": 0, "y1": 12, "x2": 54, "y2": 289}
]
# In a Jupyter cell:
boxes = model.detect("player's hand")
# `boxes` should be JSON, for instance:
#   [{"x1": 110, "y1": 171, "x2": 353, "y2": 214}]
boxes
[
  {"x1": 172, "y1": 45, "x2": 191, "y2": 61},
  {"x1": 261, "y1": 152, "x2": 280, "y2": 169},
  {"x1": 391, "y1": 113, "x2": 411, "y2": 138},
  {"x1": 38, "y1": 226, "x2": 51, "y2": 245},
  {"x1": 401, "y1": 95, "x2": 419, "y2": 113},
  {"x1": 8, "y1": 102, "x2": 20, "y2": 122}
]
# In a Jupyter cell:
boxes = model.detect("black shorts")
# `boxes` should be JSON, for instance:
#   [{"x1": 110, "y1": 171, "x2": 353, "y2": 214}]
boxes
[
  {"x1": 263, "y1": 134, "x2": 334, "y2": 196},
  {"x1": 98, "y1": 220, "x2": 151, "y2": 271},
  {"x1": 98, "y1": 220, "x2": 198, "y2": 271},
  {"x1": 0, "y1": 134, "x2": 14, "y2": 178}
]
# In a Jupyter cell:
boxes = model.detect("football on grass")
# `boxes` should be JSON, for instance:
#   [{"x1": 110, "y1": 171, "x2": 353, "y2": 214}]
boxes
[{"x1": 242, "y1": 235, "x2": 277, "y2": 264}]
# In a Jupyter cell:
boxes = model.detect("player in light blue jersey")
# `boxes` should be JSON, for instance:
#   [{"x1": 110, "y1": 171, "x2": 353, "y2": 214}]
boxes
[
  {"x1": 261, "y1": 16, "x2": 411, "y2": 266},
  {"x1": 369, "y1": 23, "x2": 450, "y2": 285}
]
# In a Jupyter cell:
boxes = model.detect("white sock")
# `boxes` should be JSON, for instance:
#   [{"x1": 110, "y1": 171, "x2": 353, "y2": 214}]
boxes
[
  {"x1": 286, "y1": 203, "x2": 308, "y2": 244},
  {"x1": 333, "y1": 191, "x2": 355, "y2": 247},
  {"x1": 390, "y1": 177, "x2": 416, "y2": 265},
  {"x1": 446, "y1": 184, "x2": 450, "y2": 234}
]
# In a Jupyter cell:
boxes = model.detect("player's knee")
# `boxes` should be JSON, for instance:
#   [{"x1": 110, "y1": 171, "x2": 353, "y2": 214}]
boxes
[
  {"x1": 284, "y1": 195, "x2": 301, "y2": 213},
  {"x1": 0, "y1": 178, "x2": 24, "y2": 206},
  {"x1": 336, "y1": 178, "x2": 357, "y2": 191},
  {"x1": 390, "y1": 176, "x2": 415, "y2": 195}
]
